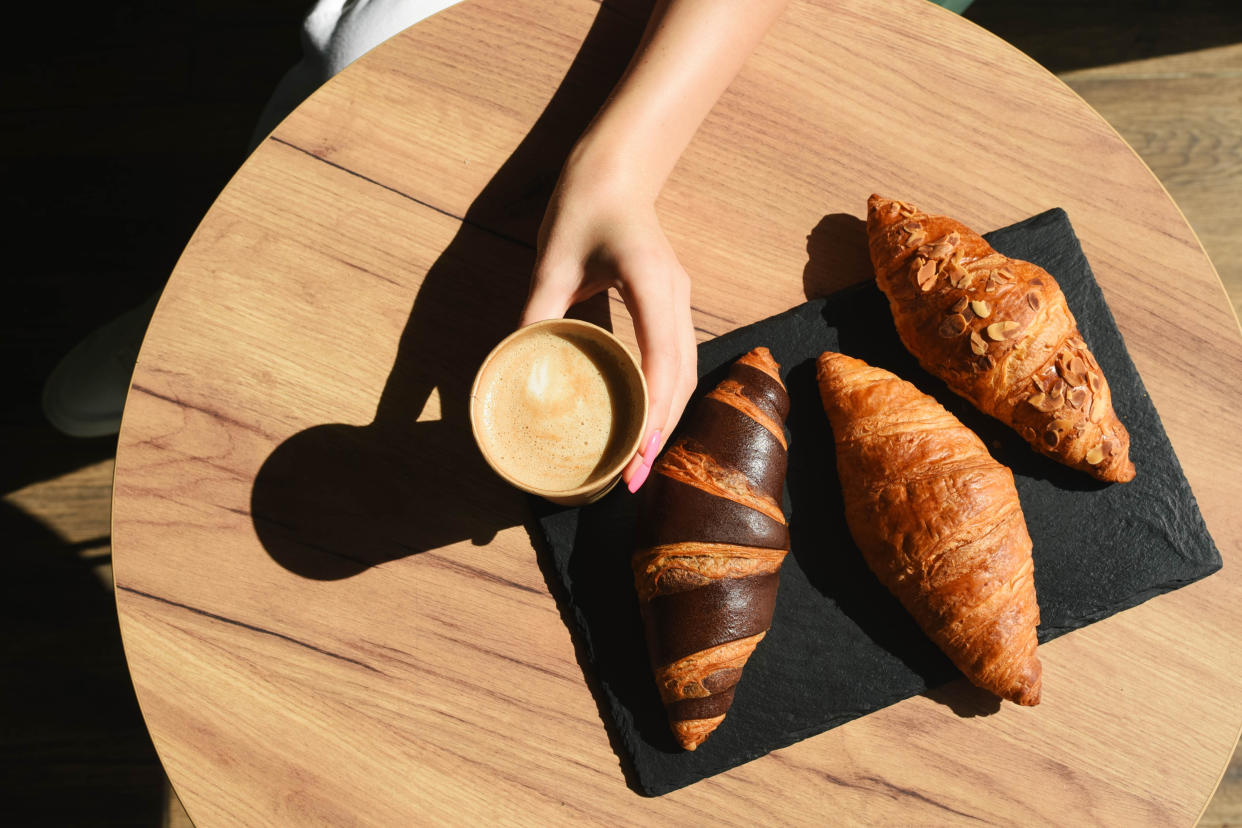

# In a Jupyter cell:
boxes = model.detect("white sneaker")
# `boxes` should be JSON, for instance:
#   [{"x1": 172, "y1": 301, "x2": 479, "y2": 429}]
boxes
[{"x1": 42, "y1": 295, "x2": 158, "y2": 438}]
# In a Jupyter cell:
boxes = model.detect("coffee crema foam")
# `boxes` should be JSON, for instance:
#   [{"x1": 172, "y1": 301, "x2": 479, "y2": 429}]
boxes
[{"x1": 477, "y1": 330, "x2": 638, "y2": 492}]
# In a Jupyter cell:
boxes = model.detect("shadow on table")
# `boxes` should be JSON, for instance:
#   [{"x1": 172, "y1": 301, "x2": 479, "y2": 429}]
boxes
[
  {"x1": 247, "y1": 0, "x2": 664, "y2": 794},
  {"x1": 251, "y1": 4, "x2": 648, "y2": 580},
  {"x1": 251, "y1": 0, "x2": 655, "y2": 793}
]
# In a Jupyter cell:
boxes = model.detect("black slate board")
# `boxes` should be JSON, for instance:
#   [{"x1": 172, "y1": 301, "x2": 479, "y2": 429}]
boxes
[{"x1": 533, "y1": 209, "x2": 1221, "y2": 796}]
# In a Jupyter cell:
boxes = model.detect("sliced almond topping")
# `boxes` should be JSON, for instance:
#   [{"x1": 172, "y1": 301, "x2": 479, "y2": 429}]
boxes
[
  {"x1": 916, "y1": 259, "x2": 938, "y2": 291},
  {"x1": 1027, "y1": 391, "x2": 1059, "y2": 413},
  {"x1": 1023, "y1": 426, "x2": 1038, "y2": 443},
  {"x1": 975, "y1": 354, "x2": 994, "y2": 372},
  {"x1": 1061, "y1": 357, "x2": 1088, "y2": 387},
  {"x1": 1086, "y1": 446, "x2": 1105, "y2": 465},
  {"x1": 970, "y1": 300, "x2": 991, "y2": 318},
  {"x1": 1103, "y1": 436, "x2": 1120, "y2": 456},
  {"x1": 1049, "y1": 378, "x2": 1065, "y2": 402},
  {"x1": 950, "y1": 296, "x2": 969, "y2": 314},
  {"x1": 938, "y1": 314, "x2": 968, "y2": 338},
  {"x1": 1068, "y1": 387, "x2": 1088, "y2": 409},
  {"x1": 1088, "y1": 372, "x2": 1102, "y2": 392},
  {"x1": 1027, "y1": 293, "x2": 1041, "y2": 311},
  {"x1": 1043, "y1": 419, "x2": 1073, "y2": 449},
  {"x1": 1032, "y1": 374, "x2": 1050, "y2": 393},
  {"x1": 1091, "y1": 396, "x2": 1107, "y2": 422},
  {"x1": 969, "y1": 329, "x2": 987, "y2": 355},
  {"x1": 986, "y1": 320, "x2": 1020, "y2": 341}
]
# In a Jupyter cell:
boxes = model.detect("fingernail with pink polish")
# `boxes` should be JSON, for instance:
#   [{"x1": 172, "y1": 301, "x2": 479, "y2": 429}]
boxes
[
  {"x1": 627, "y1": 459, "x2": 652, "y2": 494},
  {"x1": 641, "y1": 430, "x2": 662, "y2": 461}
]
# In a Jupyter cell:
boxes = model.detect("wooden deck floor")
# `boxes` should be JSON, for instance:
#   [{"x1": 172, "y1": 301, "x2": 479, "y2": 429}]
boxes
[{"x1": 3, "y1": 1, "x2": 1238, "y2": 824}]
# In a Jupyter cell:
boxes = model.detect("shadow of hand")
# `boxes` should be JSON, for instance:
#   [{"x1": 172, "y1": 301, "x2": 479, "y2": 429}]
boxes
[{"x1": 249, "y1": 3, "x2": 649, "y2": 580}]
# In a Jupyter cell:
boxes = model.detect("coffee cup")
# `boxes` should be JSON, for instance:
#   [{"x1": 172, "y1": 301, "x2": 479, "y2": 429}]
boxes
[{"x1": 469, "y1": 319, "x2": 648, "y2": 506}]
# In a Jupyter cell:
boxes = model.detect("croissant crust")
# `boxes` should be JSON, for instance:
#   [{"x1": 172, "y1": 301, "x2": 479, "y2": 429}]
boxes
[
  {"x1": 866, "y1": 194, "x2": 1135, "y2": 483},
  {"x1": 635, "y1": 347, "x2": 790, "y2": 750},
  {"x1": 817, "y1": 350, "x2": 1042, "y2": 705}
]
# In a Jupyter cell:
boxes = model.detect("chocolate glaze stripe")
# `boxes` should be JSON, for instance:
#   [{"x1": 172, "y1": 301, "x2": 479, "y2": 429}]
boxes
[
  {"x1": 640, "y1": 572, "x2": 780, "y2": 667},
  {"x1": 641, "y1": 476, "x2": 789, "y2": 550},
  {"x1": 736, "y1": 350, "x2": 782, "y2": 384},
  {"x1": 731, "y1": 362, "x2": 791, "y2": 422},
  {"x1": 657, "y1": 443, "x2": 785, "y2": 524},
  {"x1": 679, "y1": 400, "x2": 787, "y2": 499},
  {"x1": 632, "y1": 541, "x2": 787, "y2": 598},
  {"x1": 667, "y1": 689, "x2": 737, "y2": 722},
  {"x1": 707, "y1": 381, "x2": 787, "y2": 448}
]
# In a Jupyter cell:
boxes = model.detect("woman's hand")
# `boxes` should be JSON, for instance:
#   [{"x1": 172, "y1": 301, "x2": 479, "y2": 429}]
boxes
[
  {"x1": 519, "y1": 151, "x2": 698, "y2": 491},
  {"x1": 518, "y1": 0, "x2": 790, "y2": 491}
]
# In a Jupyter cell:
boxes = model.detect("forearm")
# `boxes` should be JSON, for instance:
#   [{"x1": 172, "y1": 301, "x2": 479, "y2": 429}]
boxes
[{"x1": 571, "y1": 0, "x2": 790, "y2": 201}]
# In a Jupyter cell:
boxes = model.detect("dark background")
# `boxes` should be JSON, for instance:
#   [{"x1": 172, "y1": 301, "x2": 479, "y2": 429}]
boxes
[{"x1": 3, "y1": 1, "x2": 1239, "y2": 823}]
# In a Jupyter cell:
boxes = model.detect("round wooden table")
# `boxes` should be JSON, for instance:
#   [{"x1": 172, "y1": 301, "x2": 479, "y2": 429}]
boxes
[{"x1": 113, "y1": 0, "x2": 1242, "y2": 822}]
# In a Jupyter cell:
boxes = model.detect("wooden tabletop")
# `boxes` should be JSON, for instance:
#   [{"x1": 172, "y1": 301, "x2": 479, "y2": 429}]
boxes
[{"x1": 113, "y1": 0, "x2": 1242, "y2": 822}]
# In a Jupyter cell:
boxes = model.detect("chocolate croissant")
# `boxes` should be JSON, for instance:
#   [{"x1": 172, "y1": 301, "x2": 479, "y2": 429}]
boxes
[
  {"x1": 866, "y1": 194, "x2": 1135, "y2": 483},
  {"x1": 817, "y1": 351, "x2": 1042, "y2": 705},
  {"x1": 633, "y1": 347, "x2": 790, "y2": 750}
]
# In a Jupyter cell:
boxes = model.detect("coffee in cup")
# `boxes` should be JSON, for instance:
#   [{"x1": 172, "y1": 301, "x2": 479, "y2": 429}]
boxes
[{"x1": 470, "y1": 319, "x2": 648, "y2": 505}]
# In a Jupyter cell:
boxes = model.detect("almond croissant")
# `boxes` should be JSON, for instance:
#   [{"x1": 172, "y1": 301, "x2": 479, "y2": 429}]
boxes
[
  {"x1": 866, "y1": 194, "x2": 1135, "y2": 483},
  {"x1": 817, "y1": 350, "x2": 1042, "y2": 705},
  {"x1": 634, "y1": 347, "x2": 790, "y2": 750}
]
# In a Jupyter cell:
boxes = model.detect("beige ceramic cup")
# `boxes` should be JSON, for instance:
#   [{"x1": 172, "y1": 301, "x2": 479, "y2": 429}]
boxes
[{"x1": 469, "y1": 319, "x2": 648, "y2": 506}]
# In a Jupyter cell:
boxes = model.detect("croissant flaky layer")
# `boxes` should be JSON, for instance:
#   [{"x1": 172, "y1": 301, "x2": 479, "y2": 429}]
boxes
[
  {"x1": 635, "y1": 347, "x2": 790, "y2": 750},
  {"x1": 866, "y1": 194, "x2": 1135, "y2": 483},
  {"x1": 817, "y1": 351, "x2": 1042, "y2": 706}
]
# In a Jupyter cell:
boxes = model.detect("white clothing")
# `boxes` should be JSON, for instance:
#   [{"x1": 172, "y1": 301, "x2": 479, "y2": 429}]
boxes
[{"x1": 253, "y1": 0, "x2": 462, "y2": 144}]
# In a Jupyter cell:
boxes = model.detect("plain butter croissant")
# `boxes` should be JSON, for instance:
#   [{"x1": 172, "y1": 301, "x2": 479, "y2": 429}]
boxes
[
  {"x1": 634, "y1": 347, "x2": 790, "y2": 750},
  {"x1": 817, "y1": 350, "x2": 1042, "y2": 705},
  {"x1": 867, "y1": 194, "x2": 1135, "y2": 483}
]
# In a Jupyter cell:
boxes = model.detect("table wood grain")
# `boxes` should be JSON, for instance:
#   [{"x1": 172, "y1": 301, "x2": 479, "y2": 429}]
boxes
[{"x1": 112, "y1": 0, "x2": 1242, "y2": 823}]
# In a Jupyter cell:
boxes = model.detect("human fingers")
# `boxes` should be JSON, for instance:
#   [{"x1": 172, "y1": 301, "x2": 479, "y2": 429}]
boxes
[
  {"x1": 518, "y1": 256, "x2": 577, "y2": 327},
  {"x1": 629, "y1": 264, "x2": 698, "y2": 489},
  {"x1": 620, "y1": 265, "x2": 696, "y2": 492}
]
